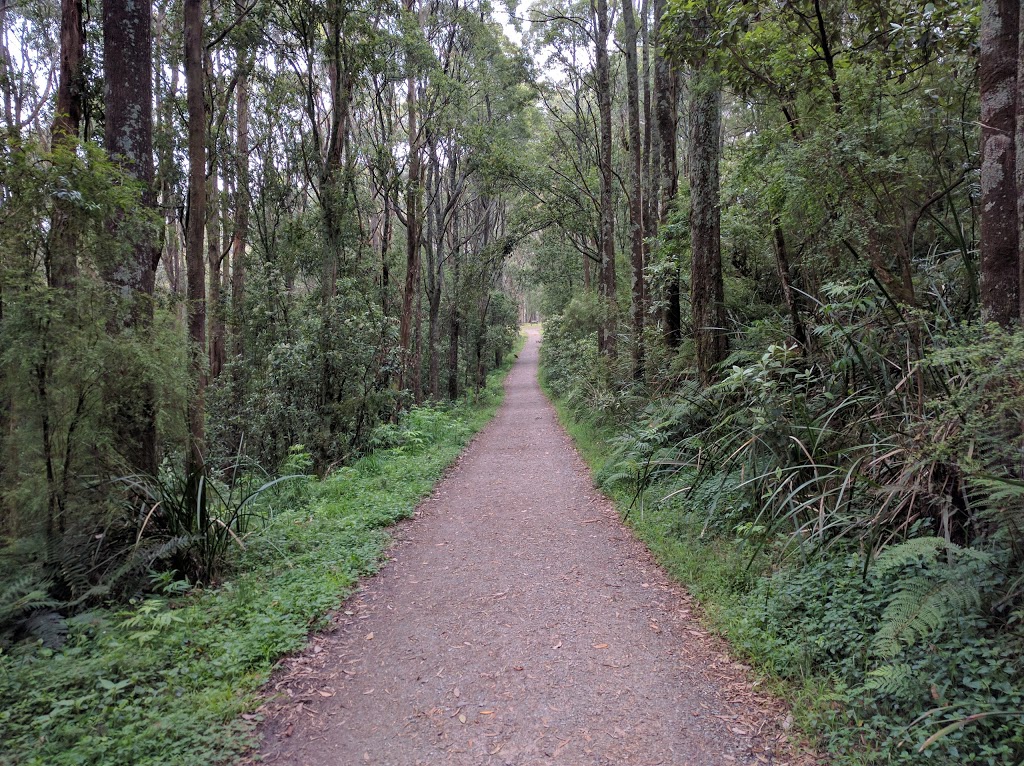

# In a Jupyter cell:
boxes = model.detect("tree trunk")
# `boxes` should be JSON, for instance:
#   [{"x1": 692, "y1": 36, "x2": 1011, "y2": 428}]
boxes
[
  {"x1": 594, "y1": 0, "x2": 616, "y2": 357},
  {"x1": 622, "y1": 0, "x2": 646, "y2": 380},
  {"x1": 102, "y1": 0, "x2": 158, "y2": 474},
  {"x1": 399, "y1": 0, "x2": 422, "y2": 392},
  {"x1": 689, "y1": 68, "x2": 726, "y2": 385},
  {"x1": 980, "y1": 0, "x2": 1019, "y2": 326},
  {"x1": 772, "y1": 223, "x2": 808, "y2": 349},
  {"x1": 208, "y1": 169, "x2": 225, "y2": 380},
  {"x1": 231, "y1": 47, "x2": 250, "y2": 360},
  {"x1": 53, "y1": 0, "x2": 84, "y2": 141},
  {"x1": 48, "y1": 0, "x2": 85, "y2": 289},
  {"x1": 654, "y1": 0, "x2": 680, "y2": 346},
  {"x1": 184, "y1": 0, "x2": 207, "y2": 471},
  {"x1": 321, "y1": 1, "x2": 353, "y2": 299}
]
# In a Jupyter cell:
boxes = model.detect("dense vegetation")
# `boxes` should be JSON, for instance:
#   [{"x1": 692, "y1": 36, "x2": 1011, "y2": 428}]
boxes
[
  {"x1": 532, "y1": 0, "x2": 1024, "y2": 763},
  {"x1": 4, "y1": 0, "x2": 1024, "y2": 763},
  {"x1": 1, "y1": 1, "x2": 522, "y2": 631},
  {"x1": 1, "y1": 0, "x2": 523, "y2": 760}
]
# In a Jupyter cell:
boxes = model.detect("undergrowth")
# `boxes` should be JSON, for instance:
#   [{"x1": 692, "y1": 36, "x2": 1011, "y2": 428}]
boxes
[
  {"x1": 539, "y1": 309, "x2": 1024, "y2": 766},
  {"x1": 0, "y1": 349, "x2": 517, "y2": 766}
]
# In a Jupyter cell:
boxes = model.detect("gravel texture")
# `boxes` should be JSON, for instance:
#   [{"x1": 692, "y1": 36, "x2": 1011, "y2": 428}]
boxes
[{"x1": 254, "y1": 328, "x2": 811, "y2": 766}]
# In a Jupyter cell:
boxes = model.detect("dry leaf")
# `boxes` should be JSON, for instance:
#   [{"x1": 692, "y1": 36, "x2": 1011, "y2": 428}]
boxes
[
  {"x1": 453, "y1": 687, "x2": 461, "y2": 698},
  {"x1": 365, "y1": 632, "x2": 374, "y2": 640},
  {"x1": 458, "y1": 714, "x2": 467, "y2": 724},
  {"x1": 593, "y1": 643, "x2": 608, "y2": 649},
  {"x1": 480, "y1": 710, "x2": 494, "y2": 715},
  {"x1": 318, "y1": 690, "x2": 334, "y2": 697}
]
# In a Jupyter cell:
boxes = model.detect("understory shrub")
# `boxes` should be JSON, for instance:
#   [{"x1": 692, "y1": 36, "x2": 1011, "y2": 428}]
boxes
[{"x1": 541, "y1": 287, "x2": 1024, "y2": 765}]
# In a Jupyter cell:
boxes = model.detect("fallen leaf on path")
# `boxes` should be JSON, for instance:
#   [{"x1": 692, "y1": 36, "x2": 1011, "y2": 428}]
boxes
[
  {"x1": 365, "y1": 632, "x2": 374, "y2": 640},
  {"x1": 318, "y1": 690, "x2": 334, "y2": 697},
  {"x1": 480, "y1": 710, "x2": 494, "y2": 715},
  {"x1": 453, "y1": 687, "x2": 461, "y2": 698},
  {"x1": 593, "y1": 643, "x2": 608, "y2": 649},
  {"x1": 458, "y1": 714, "x2": 467, "y2": 723}
]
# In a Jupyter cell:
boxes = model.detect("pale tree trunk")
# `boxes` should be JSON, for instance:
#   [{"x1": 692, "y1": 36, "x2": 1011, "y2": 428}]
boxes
[
  {"x1": 185, "y1": 0, "x2": 207, "y2": 470},
  {"x1": 980, "y1": 0, "x2": 1019, "y2": 326},
  {"x1": 689, "y1": 67, "x2": 725, "y2": 385},
  {"x1": 622, "y1": 0, "x2": 646, "y2": 379},
  {"x1": 102, "y1": 0, "x2": 159, "y2": 474},
  {"x1": 593, "y1": 0, "x2": 616, "y2": 357}
]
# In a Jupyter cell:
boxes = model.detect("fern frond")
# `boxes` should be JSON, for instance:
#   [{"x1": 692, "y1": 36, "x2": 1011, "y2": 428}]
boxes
[
  {"x1": 873, "y1": 537, "x2": 947, "y2": 574},
  {"x1": 0, "y1": 574, "x2": 57, "y2": 624},
  {"x1": 863, "y1": 662, "x2": 921, "y2": 700},
  {"x1": 874, "y1": 576, "x2": 981, "y2": 659}
]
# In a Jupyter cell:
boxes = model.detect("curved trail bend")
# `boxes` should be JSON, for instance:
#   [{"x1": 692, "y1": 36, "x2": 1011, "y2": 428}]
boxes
[{"x1": 258, "y1": 328, "x2": 801, "y2": 766}]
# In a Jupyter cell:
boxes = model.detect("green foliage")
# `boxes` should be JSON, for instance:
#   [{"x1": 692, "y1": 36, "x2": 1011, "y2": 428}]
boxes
[
  {"x1": 0, "y1": 365, "x2": 510, "y2": 766},
  {"x1": 541, "y1": 305, "x2": 1024, "y2": 765}
]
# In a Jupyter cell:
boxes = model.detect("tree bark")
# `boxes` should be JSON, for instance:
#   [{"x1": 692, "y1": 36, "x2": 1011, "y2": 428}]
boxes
[
  {"x1": 593, "y1": 0, "x2": 616, "y2": 357},
  {"x1": 185, "y1": 0, "x2": 207, "y2": 470},
  {"x1": 399, "y1": 0, "x2": 423, "y2": 392},
  {"x1": 53, "y1": 0, "x2": 84, "y2": 141},
  {"x1": 689, "y1": 68, "x2": 726, "y2": 385},
  {"x1": 654, "y1": 0, "x2": 680, "y2": 346},
  {"x1": 622, "y1": 0, "x2": 646, "y2": 380},
  {"x1": 48, "y1": 0, "x2": 85, "y2": 290},
  {"x1": 102, "y1": 0, "x2": 158, "y2": 474},
  {"x1": 231, "y1": 44, "x2": 250, "y2": 361},
  {"x1": 980, "y1": 0, "x2": 1020, "y2": 326}
]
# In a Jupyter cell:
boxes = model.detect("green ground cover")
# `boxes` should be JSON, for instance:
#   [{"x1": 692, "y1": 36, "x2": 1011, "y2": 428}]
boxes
[{"x1": 0, "y1": 346, "x2": 518, "y2": 766}]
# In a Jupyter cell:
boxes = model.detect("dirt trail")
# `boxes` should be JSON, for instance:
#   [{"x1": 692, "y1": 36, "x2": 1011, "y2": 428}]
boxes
[{"x1": 257, "y1": 328, "x2": 803, "y2": 766}]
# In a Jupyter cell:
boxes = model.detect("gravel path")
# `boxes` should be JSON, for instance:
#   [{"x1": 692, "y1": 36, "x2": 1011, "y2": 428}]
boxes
[{"x1": 256, "y1": 328, "x2": 806, "y2": 766}]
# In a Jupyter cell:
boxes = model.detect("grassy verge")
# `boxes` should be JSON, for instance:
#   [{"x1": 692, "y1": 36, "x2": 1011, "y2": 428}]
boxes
[{"x1": 0, "y1": 341, "x2": 521, "y2": 766}]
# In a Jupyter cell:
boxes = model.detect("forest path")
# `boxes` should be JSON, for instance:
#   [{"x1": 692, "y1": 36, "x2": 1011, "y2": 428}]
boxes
[{"x1": 256, "y1": 328, "x2": 800, "y2": 766}]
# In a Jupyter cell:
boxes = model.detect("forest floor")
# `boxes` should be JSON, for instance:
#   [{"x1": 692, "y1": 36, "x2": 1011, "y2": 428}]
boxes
[{"x1": 252, "y1": 328, "x2": 812, "y2": 766}]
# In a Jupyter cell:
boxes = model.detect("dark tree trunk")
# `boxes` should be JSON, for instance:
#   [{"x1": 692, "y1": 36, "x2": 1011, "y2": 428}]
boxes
[
  {"x1": 772, "y1": 223, "x2": 808, "y2": 349},
  {"x1": 48, "y1": 0, "x2": 85, "y2": 289},
  {"x1": 102, "y1": 0, "x2": 158, "y2": 474},
  {"x1": 594, "y1": 0, "x2": 616, "y2": 357},
  {"x1": 654, "y1": 0, "x2": 680, "y2": 346},
  {"x1": 622, "y1": 0, "x2": 646, "y2": 380},
  {"x1": 185, "y1": 0, "x2": 207, "y2": 471},
  {"x1": 399, "y1": 2, "x2": 422, "y2": 393},
  {"x1": 231, "y1": 48, "x2": 250, "y2": 361},
  {"x1": 689, "y1": 68, "x2": 726, "y2": 385},
  {"x1": 980, "y1": 0, "x2": 1020, "y2": 326}
]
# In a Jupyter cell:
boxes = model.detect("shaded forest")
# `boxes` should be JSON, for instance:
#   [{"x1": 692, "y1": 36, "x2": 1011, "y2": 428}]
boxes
[{"x1": 2, "y1": 0, "x2": 1024, "y2": 763}]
